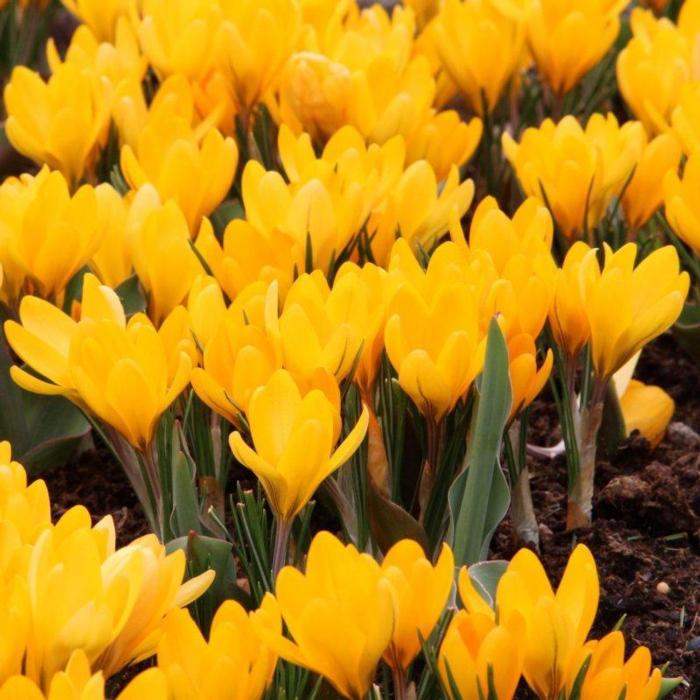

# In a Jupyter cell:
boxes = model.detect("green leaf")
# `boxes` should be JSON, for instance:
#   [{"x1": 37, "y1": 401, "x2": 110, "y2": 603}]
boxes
[
  {"x1": 658, "y1": 678, "x2": 684, "y2": 699},
  {"x1": 115, "y1": 275, "x2": 147, "y2": 316},
  {"x1": 672, "y1": 302, "x2": 700, "y2": 368},
  {"x1": 367, "y1": 482, "x2": 429, "y2": 555},
  {"x1": 447, "y1": 320, "x2": 512, "y2": 566},
  {"x1": 170, "y1": 450, "x2": 202, "y2": 537},
  {"x1": 0, "y1": 340, "x2": 90, "y2": 476},
  {"x1": 211, "y1": 199, "x2": 245, "y2": 238},
  {"x1": 466, "y1": 560, "x2": 507, "y2": 608},
  {"x1": 597, "y1": 380, "x2": 626, "y2": 459},
  {"x1": 167, "y1": 532, "x2": 239, "y2": 635}
]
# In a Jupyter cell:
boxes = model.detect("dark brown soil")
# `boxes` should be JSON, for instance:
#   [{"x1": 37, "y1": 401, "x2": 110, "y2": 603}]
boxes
[
  {"x1": 493, "y1": 333, "x2": 700, "y2": 699},
  {"x1": 43, "y1": 445, "x2": 149, "y2": 547},
  {"x1": 41, "y1": 334, "x2": 700, "y2": 697}
]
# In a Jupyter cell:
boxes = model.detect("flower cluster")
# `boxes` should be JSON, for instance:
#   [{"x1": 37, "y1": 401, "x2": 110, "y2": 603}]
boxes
[{"x1": 0, "y1": 0, "x2": 694, "y2": 697}]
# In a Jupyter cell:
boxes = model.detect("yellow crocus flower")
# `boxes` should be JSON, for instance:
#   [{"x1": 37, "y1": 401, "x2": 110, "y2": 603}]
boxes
[
  {"x1": 130, "y1": 200, "x2": 206, "y2": 325},
  {"x1": 616, "y1": 8, "x2": 695, "y2": 134},
  {"x1": 433, "y1": 0, "x2": 525, "y2": 114},
  {"x1": 280, "y1": 271, "x2": 365, "y2": 385},
  {"x1": 670, "y1": 81, "x2": 700, "y2": 155},
  {"x1": 256, "y1": 531, "x2": 394, "y2": 700},
  {"x1": 67, "y1": 311, "x2": 193, "y2": 450},
  {"x1": 565, "y1": 631, "x2": 661, "y2": 700},
  {"x1": 120, "y1": 114, "x2": 238, "y2": 234},
  {"x1": 527, "y1": 0, "x2": 627, "y2": 97},
  {"x1": 618, "y1": 380, "x2": 674, "y2": 449},
  {"x1": 664, "y1": 150, "x2": 700, "y2": 255},
  {"x1": 0, "y1": 651, "x2": 168, "y2": 700},
  {"x1": 507, "y1": 333, "x2": 553, "y2": 421},
  {"x1": 4, "y1": 273, "x2": 126, "y2": 400},
  {"x1": 384, "y1": 241, "x2": 485, "y2": 422},
  {"x1": 229, "y1": 369, "x2": 368, "y2": 524},
  {"x1": 496, "y1": 544, "x2": 599, "y2": 700},
  {"x1": 580, "y1": 243, "x2": 688, "y2": 380},
  {"x1": 60, "y1": 0, "x2": 131, "y2": 42},
  {"x1": 216, "y1": 0, "x2": 302, "y2": 115},
  {"x1": 548, "y1": 241, "x2": 591, "y2": 361},
  {"x1": 4, "y1": 64, "x2": 111, "y2": 187},
  {"x1": 503, "y1": 113, "x2": 644, "y2": 239},
  {"x1": 0, "y1": 168, "x2": 102, "y2": 306},
  {"x1": 186, "y1": 274, "x2": 227, "y2": 351},
  {"x1": 622, "y1": 132, "x2": 681, "y2": 231},
  {"x1": 89, "y1": 183, "x2": 132, "y2": 290},
  {"x1": 0, "y1": 442, "x2": 51, "y2": 553},
  {"x1": 5, "y1": 274, "x2": 193, "y2": 450},
  {"x1": 157, "y1": 595, "x2": 280, "y2": 699},
  {"x1": 438, "y1": 608, "x2": 524, "y2": 700},
  {"x1": 47, "y1": 19, "x2": 147, "y2": 94},
  {"x1": 381, "y1": 540, "x2": 454, "y2": 673},
  {"x1": 191, "y1": 282, "x2": 281, "y2": 425},
  {"x1": 369, "y1": 162, "x2": 475, "y2": 265},
  {"x1": 137, "y1": 0, "x2": 222, "y2": 80}
]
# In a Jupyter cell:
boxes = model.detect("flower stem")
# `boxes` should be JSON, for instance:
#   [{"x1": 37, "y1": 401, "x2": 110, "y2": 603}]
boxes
[
  {"x1": 567, "y1": 378, "x2": 607, "y2": 530},
  {"x1": 272, "y1": 518, "x2": 292, "y2": 580},
  {"x1": 392, "y1": 666, "x2": 407, "y2": 700}
]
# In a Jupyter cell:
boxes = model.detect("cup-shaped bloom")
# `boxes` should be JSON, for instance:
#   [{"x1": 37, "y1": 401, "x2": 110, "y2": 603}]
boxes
[
  {"x1": 527, "y1": 0, "x2": 626, "y2": 97},
  {"x1": 47, "y1": 19, "x2": 147, "y2": 95},
  {"x1": 192, "y1": 283, "x2": 281, "y2": 425},
  {"x1": 131, "y1": 200, "x2": 205, "y2": 325},
  {"x1": 90, "y1": 184, "x2": 132, "y2": 289},
  {"x1": 369, "y1": 162, "x2": 474, "y2": 265},
  {"x1": 137, "y1": 0, "x2": 222, "y2": 80},
  {"x1": 196, "y1": 218, "x2": 302, "y2": 301},
  {"x1": 67, "y1": 311, "x2": 193, "y2": 449},
  {"x1": 580, "y1": 243, "x2": 689, "y2": 380},
  {"x1": 381, "y1": 541, "x2": 454, "y2": 672},
  {"x1": 24, "y1": 512, "x2": 213, "y2": 685},
  {"x1": 186, "y1": 275, "x2": 227, "y2": 351},
  {"x1": 622, "y1": 133, "x2": 681, "y2": 231},
  {"x1": 508, "y1": 334, "x2": 553, "y2": 422},
  {"x1": 0, "y1": 442, "x2": 51, "y2": 553},
  {"x1": 332, "y1": 262, "x2": 389, "y2": 399},
  {"x1": 616, "y1": 9, "x2": 694, "y2": 134},
  {"x1": 496, "y1": 545, "x2": 599, "y2": 699},
  {"x1": 257, "y1": 531, "x2": 395, "y2": 700},
  {"x1": 120, "y1": 116, "x2": 237, "y2": 233},
  {"x1": 438, "y1": 609, "x2": 524, "y2": 700},
  {"x1": 0, "y1": 168, "x2": 102, "y2": 304},
  {"x1": 229, "y1": 370, "x2": 368, "y2": 524},
  {"x1": 406, "y1": 111, "x2": 482, "y2": 183},
  {"x1": 664, "y1": 151, "x2": 700, "y2": 255},
  {"x1": 4, "y1": 273, "x2": 126, "y2": 400},
  {"x1": 454, "y1": 196, "x2": 553, "y2": 274},
  {"x1": 216, "y1": 0, "x2": 302, "y2": 112},
  {"x1": 4, "y1": 63, "x2": 111, "y2": 187},
  {"x1": 0, "y1": 574, "x2": 30, "y2": 684},
  {"x1": 385, "y1": 261, "x2": 485, "y2": 421},
  {"x1": 670, "y1": 81, "x2": 700, "y2": 154},
  {"x1": 61, "y1": 0, "x2": 130, "y2": 41},
  {"x1": 280, "y1": 272, "x2": 365, "y2": 385},
  {"x1": 503, "y1": 113, "x2": 645, "y2": 239},
  {"x1": 157, "y1": 595, "x2": 280, "y2": 699},
  {"x1": 618, "y1": 380, "x2": 674, "y2": 449},
  {"x1": 548, "y1": 242, "x2": 591, "y2": 360},
  {"x1": 433, "y1": 0, "x2": 525, "y2": 113},
  {"x1": 565, "y1": 631, "x2": 662, "y2": 700},
  {"x1": 0, "y1": 650, "x2": 168, "y2": 700},
  {"x1": 95, "y1": 534, "x2": 215, "y2": 677}
]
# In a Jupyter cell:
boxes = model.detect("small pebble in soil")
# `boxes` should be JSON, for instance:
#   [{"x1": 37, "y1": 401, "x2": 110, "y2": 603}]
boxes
[
  {"x1": 656, "y1": 581, "x2": 670, "y2": 595},
  {"x1": 687, "y1": 636, "x2": 700, "y2": 652}
]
